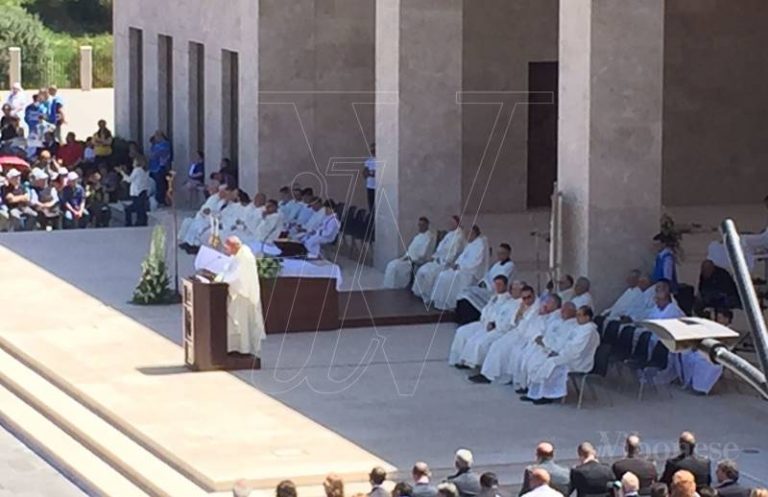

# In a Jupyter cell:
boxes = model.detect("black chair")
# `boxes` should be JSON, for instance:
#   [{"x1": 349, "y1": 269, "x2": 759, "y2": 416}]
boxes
[
  {"x1": 594, "y1": 314, "x2": 607, "y2": 335},
  {"x1": 676, "y1": 283, "x2": 696, "y2": 316},
  {"x1": 637, "y1": 340, "x2": 672, "y2": 401},
  {"x1": 334, "y1": 201, "x2": 346, "y2": 225},
  {"x1": 602, "y1": 320, "x2": 621, "y2": 345},
  {"x1": 343, "y1": 206, "x2": 357, "y2": 236},
  {"x1": 564, "y1": 343, "x2": 613, "y2": 409},
  {"x1": 611, "y1": 325, "x2": 636, "y2": 363}
]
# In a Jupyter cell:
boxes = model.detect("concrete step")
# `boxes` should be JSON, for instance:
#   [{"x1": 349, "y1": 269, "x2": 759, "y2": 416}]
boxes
[
  {"x1": 0, "y1": 347, "x2": 208, "y2": 497},
  {"x1": 0, "y1": 382, "x2": 151, "y2": 497}
]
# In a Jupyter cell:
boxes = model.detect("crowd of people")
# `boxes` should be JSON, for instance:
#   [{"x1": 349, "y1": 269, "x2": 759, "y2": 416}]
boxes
[{"x1": 229, "y1": 433, "x2": 765, "y2": 497}]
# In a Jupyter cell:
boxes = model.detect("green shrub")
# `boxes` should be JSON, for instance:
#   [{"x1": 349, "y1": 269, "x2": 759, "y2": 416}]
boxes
[
  {"x1": 45, "y1": 33, "x2": 113, "y2": 88},
  {"x1": 0, "y1": 5, "x2": 51, "y2": 89}
]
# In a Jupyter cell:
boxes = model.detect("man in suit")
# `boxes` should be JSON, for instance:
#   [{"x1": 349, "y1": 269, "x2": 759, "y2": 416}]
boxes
[
  {"x1": 369, "y1": 466, "x2": 390, "y2": 497},
  {"x1": 660, "y1": 432, "x2": 711, "y2": 490},
  {"x1": 479, "y1": 472, "x2": 503, "y2": 497},
  {"x1": 447, "y1": 449, "x2": 482, "y2": 497},
  {"x1": 522, "y1": 469, "x2": 565, "y2": 497},
  {"x1": 413, "y1": 462, "x2": 438, "y2": 497},
  {"x1": 612, "y1": 435, "x2": 658, "y2": 495},
  {"x1": 569, "y1": 442, "x2": 614, "y2": 497},
  {"x1": 714, "y1": 459, "x2": 751, "y2": 497},
  {"x1": 520, "y1": 442, "x2": 570, "y2": 496}
]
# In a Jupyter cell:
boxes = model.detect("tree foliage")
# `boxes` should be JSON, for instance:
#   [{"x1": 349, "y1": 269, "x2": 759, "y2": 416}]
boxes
[
  {"x1": 23, "y1": 0, "x2": 112, "y2": 34},
  {"x1": 0, "y1": 5, "x2": 50, "y2": 87}
]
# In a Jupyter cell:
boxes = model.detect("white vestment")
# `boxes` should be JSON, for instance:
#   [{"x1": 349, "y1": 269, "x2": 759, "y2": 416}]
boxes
[
  {"x1": 220, "y1": 203, "x2": 248, "y2": 239},
  {"x1": 604, "y1": 287, "x2": 644, "y2": 318},
  {"x1": 248, "y1": 212, "x2": 284, "y2": 250},
  {"x1": 506, "y1": 313, "x2": 563, "y2": 387},
  {"x1": 383, "y1": 231, "x2": 436, "y2": 289},
  {"x1": 518, "y1": 318, "x2": 579, "y2": 387},
  {"x1": 678, "y1": 349, "x2": 723, "y2": 394},
  {"x1": 527, "y1": 322, "x2": 600, "y2": 400},
  {"x1": 522, "y1": 485, "x2": 564, "y2": 497},
  {"x1": 570, "y1": 292, "x2": 593, "y2": 309},
  {"x1": 303, "y1": 213, "x2": 341, "y2": 257},
  {"x1": 456, "y1": 259, "x2": 516, "y2": 312},
  {"x1": 279, "y1": 200, "x2": 302, "y2": 223},
  {"x1": 179, "y1": 195, "x2": 227, "y2": 246},
  {"x1": 448, "y1": 292, "x2": 511, "y2": 365},
  {"x1": 558, "y1": 288, "x2": 575, "y2": 302},
  {"x1": 479, "y1": 301, "x2": 541, "y2": 381},
  {"x1": 459, "y1": 296, "x2": 523, "y2": 367},
  {"x1": 643, "y1": 301, "x2": 686, "y2": 384},
  {"x1": 431, "y1": 236, "x2": 489, "y2": 310},
  {"x1": 216, "y1": 245, "x2": 266, "y2": 356},
  {"x1": 413, "y1": 228, "x2": 466, "y2": 301}
]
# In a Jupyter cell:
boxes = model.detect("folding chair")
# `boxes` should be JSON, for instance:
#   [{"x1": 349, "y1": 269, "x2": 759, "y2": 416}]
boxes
[{"x1": 564, "y1": 343, "x2": 613, "y2": 409}]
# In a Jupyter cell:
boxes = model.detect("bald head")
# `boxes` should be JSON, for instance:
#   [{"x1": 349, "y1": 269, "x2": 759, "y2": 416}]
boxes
[
  {"x1": 530, "y1": 469, "x2": 551, "y2": 489},
  {"x1": 536, "y1": 442, "x2": 555, "y2": 462},
  {"x1": 626, "y1": 435, "x2": 641, "y2": 456},
  {"x1": 412, "y1": 462, "x2": 431, "y2": 480},
  {"x1": 577, "y1": 442, "x2": 597, "y2": 462},
  {"x1": 679, "y1": 432, "x2": 696, "y2": 455}
]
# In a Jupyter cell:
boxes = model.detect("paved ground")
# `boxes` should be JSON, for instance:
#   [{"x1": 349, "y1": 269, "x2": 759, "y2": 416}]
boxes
[
  {"x1": 0, "y1": 425, "x2": 85, "y2": 497},
  {"x1": 0, "y1": 88, "x2": 114, "y2": 141}
]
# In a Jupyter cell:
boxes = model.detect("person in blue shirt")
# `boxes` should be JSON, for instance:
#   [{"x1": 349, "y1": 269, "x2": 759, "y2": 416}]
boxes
[
  {"x1": 61, "y1": 172, "x2": 89, "y2": 229},
  {"x1": 47, "y1": 86, "x2": 64, "y2": 142},
  {"x1": 652, "y1": 233, "x2": 678, "y2": 293},
  {"x1": 148, "y1": 130, "x2": 173, "y2": 206},
  {"x1": 24, "y1": 94, "x2": 45, "y2": 131}
]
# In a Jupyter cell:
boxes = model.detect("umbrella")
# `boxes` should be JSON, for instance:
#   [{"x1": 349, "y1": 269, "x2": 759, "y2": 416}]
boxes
[{"x1": 0, "y1": 155, "x2": 30, "y2": 173}]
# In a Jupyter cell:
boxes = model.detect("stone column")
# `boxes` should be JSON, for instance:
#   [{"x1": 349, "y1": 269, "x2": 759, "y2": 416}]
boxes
[
  {"x1": 172, "y1": 40, "x2": 190, "y2": 174},
  {"x1": 8, "y1": 47, "x2": 21, "y2": 87},
  {"x1": 204, "y1": 49, "x2": 223, "y2": 181},
  {"x1": 374, "y1": 0, "x2": 463, "y2": 269},
  {"x1": 558, "y1": 0, "x2": 664, "y2": 309},
  {"x1": 80, "y1": 46, "x2": 93, "y2": 91},
  {"x1": 142, "y1": 32, "x2": 159, "y2": 146}
]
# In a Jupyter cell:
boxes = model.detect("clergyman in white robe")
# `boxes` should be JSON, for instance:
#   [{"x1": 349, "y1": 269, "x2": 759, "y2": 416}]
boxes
[
  {"x1": 247, "y1": 202, "x2": 284, "y2": 253},
  {"x1": 602, "y1": 271, "x2": 643, "y2": 318},
  {"x1": 242, "y1": 196, "x2": 267, "y2": 241},
  {"x1": 526, "y1": 316, "x2": 601, "y2": 402},
  {"x1": 506, "y1": 307, "x2": 564, "y2": 389},
  {"x1": 383, "y1": 220, "x2": 436, "y2": 289},
  {"x1": 459, "y1": 281, "x2": 525, "y2": 368},
  {"x1": 456, "y1": 247, "x2": 515, "y2": 315},
  {"x1": 676, "y1": 312, "x2": 727, "y2": 395},
  {"x1": 448, "y1": 279, "x2": 511, "y2": 365},
  {"x1": 220, "y1": 200, "x2": 249, "y2": 240},
  {"x1": 179, "y1": 187, "x2": 228, "y2": 246},
  {"x1": 215, "y1": 238, "x2": 266, "y2": 356},
  {"x1": 413, "y1": 222, "x2": 466, "y2": 302},
  {"x1": 569, "y1": 277, "x2": 593, "y2": 309},
  {"x1": 432, "y1": 232, "x2": 488, "y2": 311},
  {"x1": 303, "y1": 209, "x2": 341, "y2": 257},
  {"x1": 517, "y1": 303, "x2": 578, "y2": 388}
]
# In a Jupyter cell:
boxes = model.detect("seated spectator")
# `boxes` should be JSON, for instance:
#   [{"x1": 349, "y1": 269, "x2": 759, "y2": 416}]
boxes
[
  {"x1": 148, "y1": 130, "x2": 173, "y2": 206},
  {"x1": 714, "y1": 459, "x2": 751, "y2": 497},
  {"x1": 57, "y1": 132, "x2": 84, "y2": 171},
  {"x1": 118, "y1": 142, "x2": 151, "y2": 227},
  {"x1": 650, "y1": 483, "x2": 669, "y2": 497},
  {"x1": 276, "y1": 480, "x2": 298, "y2": 497},
  {"x1": 521, "y1": 468, "x2": 562, "y2": 497},
  {"x1": 184, "y1": 150, "x2": 206, "y2": 204},
  {"x1": 520, "y1": 442, "x2": 570, "y2": 497},
  {"x1": 438, "y1": 483, "x2": 460, "y2": 497},
  {"x1": 2, "y1": 169, "x2": 36, "y2": 230},
  {"x1": 83, "y1": 137, "x2": 96, "y2": 165},
  {"x1": 670, "y1": 471, "x2": 696, "y2": 497},
  {"x1": 369, "y1": 466, "x2": 389, "y2": 497},
  {"x1": 393, "y1": 483, "x2": 414, "y2": 497},
  {"x1": 479, "y1": 473, "x2": 502, "y2": 497},
  {"x1": 0, "y1": 175, "x2": 9, "y2": 232},
  {"x1": 28, "y1": 168, "x2": 60, "y2": 230},
  {"x1": 447, "y1": 449, "x2": 482, "y2": 497},
  {"x1": 660, "y1": 432, "x2": 711, "y2": 491},
  {"x1": 622, "y1": 473, "x2": 641, "y2": 497},
  {"x1": 612, "y1": 435, "x2": 657, "y2": 496},
  {"x1": 85, "y1": 171, "x2": 111, "y2": 228},
  {"x1": 93, "y1": 119, "x2": 113, "y2": 166},
  {"x1": 99, "y1": 163, "x2": 121, "y2": 203},
  {"x1": 324, "y1": 474, "x2": 345, "y2": 497},
  {"x1": 232, "y1": 479, "x2": 252, "y2": 497},
  {"x1": 412, "y1": 462, "x2": 437, "y2": 497},
  {"x1": 61, "y1": 171, "x2": 89, "y2": 229},
  {"x1": 696, "y1": 259, "x2": 740, "y2": 314},
  {"x1": 569, "y1": 442, "x2": 614, "y2": 497}
]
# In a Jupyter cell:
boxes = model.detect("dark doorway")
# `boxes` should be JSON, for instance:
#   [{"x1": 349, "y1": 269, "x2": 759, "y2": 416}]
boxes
[{"x1": 526, "y1": 61, "x2": 558, "y2": 208}]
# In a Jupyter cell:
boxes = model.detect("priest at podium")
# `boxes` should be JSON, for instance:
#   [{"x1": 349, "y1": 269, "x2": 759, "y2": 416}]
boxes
[{"x1": 215, "y1": 236, "x2": 266, "y2": 357}]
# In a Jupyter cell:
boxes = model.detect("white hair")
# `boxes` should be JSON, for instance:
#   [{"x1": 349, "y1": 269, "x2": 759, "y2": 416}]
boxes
[
  {"x1": 455, "y1": 449, "x2": 473, "y2": 467},
  {"x1": 233, "y1": 480, "x2": 252, "y2": 497}
]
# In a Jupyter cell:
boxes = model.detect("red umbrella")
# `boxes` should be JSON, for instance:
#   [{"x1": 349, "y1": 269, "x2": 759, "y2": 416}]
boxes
[{"x1": 0, "y1": 155, "x2": 30, "y2": 173}]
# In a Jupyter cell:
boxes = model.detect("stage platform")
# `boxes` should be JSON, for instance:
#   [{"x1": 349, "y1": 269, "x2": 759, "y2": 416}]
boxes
[
  {"x1": 0, "y1": 243, "x2": 394, "y2": 496},
  {"x1": 339, "y1": 289, "x2": 454, "y2": 329}
]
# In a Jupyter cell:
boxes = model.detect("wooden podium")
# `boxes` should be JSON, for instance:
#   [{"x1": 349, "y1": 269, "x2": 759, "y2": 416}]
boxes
[{"x1": 182, "y1": 278, "x2": 261, "y2": 371}]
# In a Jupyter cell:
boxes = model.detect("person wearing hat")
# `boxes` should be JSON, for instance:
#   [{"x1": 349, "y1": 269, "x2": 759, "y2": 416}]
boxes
[
  {"x1": 2, "y1": 169, "x2": 36, "y2": 230},
  {"x1": 61, "y1": 171, "x2": 89, "y2": 229},
  {"x1": 29, "y1": 168, "x2": 61, "y2": 230},
  {"x1": 0, "y1": 174, "x2": 9, "y2": 232},
  {"x1": 447, "y1": 449, "x2": 482, "y2": 497}
]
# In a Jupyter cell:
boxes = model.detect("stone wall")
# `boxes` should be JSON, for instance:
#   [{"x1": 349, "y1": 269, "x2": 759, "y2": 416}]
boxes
[
  {"x1": 461, "y1": 0, "x2": 559, "y2": 214},
  {"x1": 663, "y1": 0, "x2": 768, "y2": 206}
]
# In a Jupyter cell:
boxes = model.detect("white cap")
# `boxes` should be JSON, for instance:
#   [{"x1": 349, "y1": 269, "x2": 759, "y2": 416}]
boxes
[
  {"x1": 455, "y1": 449, "x2": 473, "y2": 466},
  {"x1": 7, "y1": 169, "x2": 21, "y2": 179},
  {"x1": 67, "y1": 171, "x2": 79, "y2": 181},
  {"x1": 31, "y1": 168, "x2": 48, "y2": 181}
]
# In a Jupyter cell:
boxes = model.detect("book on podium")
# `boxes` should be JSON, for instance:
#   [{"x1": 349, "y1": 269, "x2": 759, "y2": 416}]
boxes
[{"x1": 182, "y1": 277, "x2": 261, "y2": 371}]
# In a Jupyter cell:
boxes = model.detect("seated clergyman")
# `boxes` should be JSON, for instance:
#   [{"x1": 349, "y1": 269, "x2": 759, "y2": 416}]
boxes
[
  {"x1": 214, "y1": 236, "x2": 266, "y2": 358},
  {"x1": 455, "y1": 243, "x2": 515, "y2": 325},
  {"x1": 569, "y1": 277, "x2": 593, "y2": 308},
  {"x1": 431, "y1": 225, "x2": 488, "y2": 311},
  {"x1": 383, "y1": 216, "x2": 436, "y2": 289},
  {"x1": 302, "y1": 200, "x2": 341, "y2": 258},
  {"x1": 247, "y1": 199, "x2": 284, "y2": 250},
  {"x1": 448, "y1": 275, "x2": 510, "y2": 367},
  {"x1": 179, "y1": 184, "x2": 232, "y2": 251},
  {"x1": 520, "y1": 305, "x2": 600, "y2": 405},
  {"x1": 413, "y1": 216, "x2": 466, "y2": 302}
]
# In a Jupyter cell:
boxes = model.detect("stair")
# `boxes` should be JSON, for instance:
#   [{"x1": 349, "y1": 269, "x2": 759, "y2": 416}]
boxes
[{"x1": 0, "y1": 347, "x2": 208, "y2": 497}]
